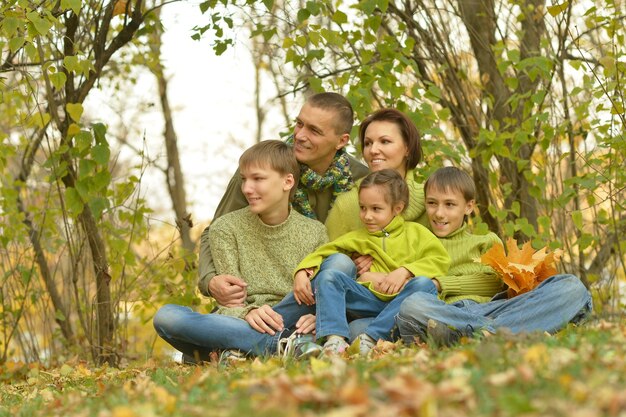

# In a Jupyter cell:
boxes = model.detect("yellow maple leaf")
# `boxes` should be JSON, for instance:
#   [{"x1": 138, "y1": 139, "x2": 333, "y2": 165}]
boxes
[{"x1": 478, "y1": 238, "x2": 562, "y2": 298}]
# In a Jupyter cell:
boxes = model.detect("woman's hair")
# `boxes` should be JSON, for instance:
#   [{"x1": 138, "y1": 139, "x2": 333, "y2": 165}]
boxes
[
  {"x1": 306, "y1": 92, "x2": 354, "y2": 135},
  {"x1": 358, "y1": 108, "x2": 422, "y2": 169},
  {"x1": 359, "y1": 169, "x2": 409, "y2": 210},
  {"x1": 424, "y1": 166, "x2": 475, "y2": 201},
  {"x1": 239, "y1": 140, "x2": 300, "y2": 200}
]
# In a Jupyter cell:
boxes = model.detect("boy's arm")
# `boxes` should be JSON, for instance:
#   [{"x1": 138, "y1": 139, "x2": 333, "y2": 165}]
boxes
[
  {"x1": 207, "y1": 217, "x2": 248, "y2": 306},
  {"x1": 198, "y1": 169, "x2": 249, "y2": 297},
  {"x1": 437, "y1": 233, "x2": 505, "y2": 299},
  {"x1": 436, "y1": 270, "x2": 504, "y2": 299}
]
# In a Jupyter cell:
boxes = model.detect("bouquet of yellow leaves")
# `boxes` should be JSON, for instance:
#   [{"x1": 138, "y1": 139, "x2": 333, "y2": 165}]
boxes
[{"x1": 477, "y1": 238, "x2": 563, "y2": 298}]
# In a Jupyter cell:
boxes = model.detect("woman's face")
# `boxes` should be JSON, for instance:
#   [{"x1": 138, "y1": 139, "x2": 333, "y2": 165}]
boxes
[{"x1": 363, "y1": 120, "x2": 409, "y2": 178}]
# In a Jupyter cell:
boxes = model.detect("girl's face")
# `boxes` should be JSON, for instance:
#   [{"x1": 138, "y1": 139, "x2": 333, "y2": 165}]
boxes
[
  {"x1": 362, "y1": 121, "x2": 409, "y2": 178},
  {"x1": 358, "y1": 185, "x2": 405, "y2": 232},
  {"x1": 425, "y1": 186, "x2": 474, "y2": 237}
]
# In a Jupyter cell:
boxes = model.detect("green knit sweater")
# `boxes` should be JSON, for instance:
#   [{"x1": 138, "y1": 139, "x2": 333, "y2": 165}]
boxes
[
  {"x1": 324, "y1": 168, "x2": 428, "y2": 240},
  {"x1": 296, "y1": 216, "x2": 450, "y2": 301},
  {"x1": 209, "y1": 208, "x2": 328, "y2": 318},
  {"x1": 437, "y1": 224, "x2": 504, "y2": 304}
]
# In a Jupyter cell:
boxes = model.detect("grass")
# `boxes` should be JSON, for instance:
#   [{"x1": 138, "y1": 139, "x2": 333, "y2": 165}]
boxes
[{"x1": 1, "y1": 318, "x2": 625, "y2": 417}]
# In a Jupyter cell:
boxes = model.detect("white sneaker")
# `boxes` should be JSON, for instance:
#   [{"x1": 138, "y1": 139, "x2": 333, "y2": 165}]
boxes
[
  {"x1": 277, "y1": 333, "x2": 322, "y2": 360},
  {"x1": 322, "y1": 335, "x2": 349, "y2": 355},
  {"x1": 356, "y1": 333, "x2": 376, "y2": 356}
]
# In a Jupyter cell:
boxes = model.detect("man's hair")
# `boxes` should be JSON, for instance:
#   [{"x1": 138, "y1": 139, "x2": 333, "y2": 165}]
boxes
[
  {"x1": 425, "y1": 166, "x2": 476, "y2": 202},
  {"x1": 239, "y1": 140, "x2": 300, "y2": 200},
  {"x1": 358, "y1": 108, "x2": 423, "y2": 170},
  {"x1": 306, "y1": 92, "x2": 354, "y2": 135},
  {"x1": 359, "y1": 168, "x2": 409, "y2": 211}
]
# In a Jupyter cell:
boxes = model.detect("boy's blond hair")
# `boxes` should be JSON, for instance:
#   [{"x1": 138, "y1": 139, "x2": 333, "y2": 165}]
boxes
[
  {"x1": 424, "y1": 166, "x2": 475, "y2": 202},
  {"x1": 239, "y1": 140, "x2": 300, "y2": 201}
]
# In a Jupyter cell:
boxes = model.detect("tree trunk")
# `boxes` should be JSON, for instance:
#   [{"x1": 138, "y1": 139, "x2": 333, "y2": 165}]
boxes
[{"x1": 149, "y1": 12, "x2": 195, "y2": 256}]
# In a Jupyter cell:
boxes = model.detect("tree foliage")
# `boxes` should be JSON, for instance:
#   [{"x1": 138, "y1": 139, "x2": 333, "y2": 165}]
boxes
[{"x1": 0, "y1": 0, "x2": 200, "y2": 365}]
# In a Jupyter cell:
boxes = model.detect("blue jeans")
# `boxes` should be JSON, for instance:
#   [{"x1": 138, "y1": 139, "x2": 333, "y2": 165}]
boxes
[
  {"x1": 314, "y1": 267, "x2": 437, "y2": 341},
  {"x1": 396, "y1": 274, "x2": 592, "y2": 344},
  {"x1": 153, "y1": 254, "x2": 354, "y2": 358}
]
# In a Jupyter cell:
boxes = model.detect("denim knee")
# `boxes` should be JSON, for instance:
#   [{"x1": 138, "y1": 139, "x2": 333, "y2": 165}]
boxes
[
  {"x1": 404, "y1": 276, "x2": 437, "y2": 295},
  {"x1": 153, "y1": 304, "x2": 188, "y2": 336},
  {"x1": 398, "y1": 292, "x2": 433, "y2": 321},
  {"x1": 314, "y1": 269, "x2": 343, "y2": 289},
  {"x1": 320, "y1": 253, "x2": 357, "y2": 277}
]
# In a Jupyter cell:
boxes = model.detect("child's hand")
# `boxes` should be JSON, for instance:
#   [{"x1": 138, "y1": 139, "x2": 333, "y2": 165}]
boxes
[
  {"x1": 244, "y1": 305, "x2": 284, "y2": 335},
  {"x1": 295, "y1": 314, "x2": 316, "y2": 335},
  {"x1": 357, "y1": 271, "x2": 386, "y2": 284},
  {"x1": 351, "y1": 253, "x2": 374, "y2": 275},
  {"x1": 376, "y1": 268, "x2": 412, "y2": 294},
  {"x1": 294, "y1": 269, "x2": 315, "y2": 306}
]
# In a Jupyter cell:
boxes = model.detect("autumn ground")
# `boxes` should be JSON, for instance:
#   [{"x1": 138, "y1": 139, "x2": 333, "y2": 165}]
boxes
[{"x1": 1, "y1": 318, "x2": 625, "y2": 417}]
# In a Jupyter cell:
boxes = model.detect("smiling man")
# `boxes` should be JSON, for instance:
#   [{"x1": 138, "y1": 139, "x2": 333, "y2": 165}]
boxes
[{"x1": 198, "y1": 92, "x2": 369, "y2": 306}]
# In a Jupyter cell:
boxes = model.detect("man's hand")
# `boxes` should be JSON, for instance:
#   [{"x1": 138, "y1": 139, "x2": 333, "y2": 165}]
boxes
[
  {"x1": 294, "y1": 269, "x2": 315, "y2": 306},
  {"x1": 208, "y1": 274, "x2": 248, "y2": 307},
  {"x1": 376, "y1": 268, "x2": 412, "y2": 295},
  {"x1": 244, "y1": 305, "x2": 284, "y2": 335},
  {"x1": 295, "y1": 314, "x2": 316, "y2": 335},
  {"x1": 351, "y1": 254, "x2": 374, "y2": 275}
]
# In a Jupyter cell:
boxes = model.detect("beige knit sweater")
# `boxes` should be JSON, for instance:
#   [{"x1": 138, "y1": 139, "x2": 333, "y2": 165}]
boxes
[{"x1": 209, "y1": 207, "x2": 328, "y2": 318}]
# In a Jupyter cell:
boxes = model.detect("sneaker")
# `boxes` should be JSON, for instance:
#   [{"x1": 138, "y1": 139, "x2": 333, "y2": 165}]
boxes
[
  {"x1": 277, "y1": 333, "x2": 322, "y2": 360},
  {"x1": 218, "y1": 349, "x2": 247, "y2": 366},
  {"x1": 426, "y1": 319, "x2": 461, "y2": 347},
  {"x1": 356, "y1": 333, "x2": 376, "y2": 356},
  {"x1": 322, "y1": 335, "x2": 350, "y2": 355}
]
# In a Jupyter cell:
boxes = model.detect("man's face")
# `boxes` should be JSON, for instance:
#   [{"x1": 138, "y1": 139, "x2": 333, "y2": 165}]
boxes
[{"x1": 293, "y1": 103, "x2": 349, "y2": 174}]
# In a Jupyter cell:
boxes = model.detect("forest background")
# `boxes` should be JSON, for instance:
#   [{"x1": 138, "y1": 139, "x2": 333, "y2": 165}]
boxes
[{"x1": 0, "y1": 0, "x2": 624, "y2": 368}]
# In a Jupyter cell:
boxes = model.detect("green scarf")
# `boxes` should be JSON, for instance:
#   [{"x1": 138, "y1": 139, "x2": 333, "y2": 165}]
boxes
[{"x1": 285, "y1": 136, "x2": 355, "y2": 219}]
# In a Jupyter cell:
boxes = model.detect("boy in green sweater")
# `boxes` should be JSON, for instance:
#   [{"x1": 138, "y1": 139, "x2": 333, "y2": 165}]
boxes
[
  {"x1": 424, "y1": 167, "x2": 504, "y2": 303},
  {"x1": 153, "y1": 140, "x2": 328, "y2": 362},
  {"x1": 397, "y1": 167, "x2": 591, "y2": 345}
]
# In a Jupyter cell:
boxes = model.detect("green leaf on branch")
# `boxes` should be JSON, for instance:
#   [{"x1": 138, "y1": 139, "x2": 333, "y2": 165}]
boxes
[
  {"x1": 332, "y1": 10, "x2": 348, "y2": 25},
  {"x1": 91, "y1": 144, "x2": 110, "y2": 165},
  {"x1": 66, "y1": 103, "x2": 84, "y2": 122},
  {"x1": 547, "y1": 3, "x2": 568, "y2": 16},
  {"x1": 1, "y1": 16, "x2": 20, "y2": 37},
  {"x1": 92, "y1": 170, "x2": 111, "y2": 191},
  {"x1": 89, "y1": 197, "x2": 109, "y2": 218},
  {"x1": 26, "y1": 11, "x2": 53, "y2": 36},
  {"x1": 297, "y1": 8, "x2": 311, "y2": 23},
  {"x1": 572, "y1": 210, "x2": 583, "y2": 231},
  {"x1": 49, "y1": 72, "x2": 67, "y2": 90},
  {"x1": 61, "y1": 0, "x2": 82, "y2": 14},
  {"x1": 65, "y1": 187, "x2": 84, "y2": 216},
  {"x1": 63, "y1": 55, "x2": 80, "y2": 72},
  {"x1": 74, "y1": 131, "x2": 92, "y2": 153},
  {"x1": 92, "y1": 123, "x2": 107, "y2": 145},
  {"x1": 8, "y1": 37, "x2": 25, "y2": 53}
]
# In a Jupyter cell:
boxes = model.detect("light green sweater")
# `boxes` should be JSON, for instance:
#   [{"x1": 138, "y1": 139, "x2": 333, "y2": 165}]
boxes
[
  {"x1": 324, "y1": 168, "x2": 428, "y2": 240},
  {"x1": 209, "y1": 208, "x2": 328, "y2": 318},
  {"x1": 296, "y1": 216, "x2": 450, "y2": 301},
  {"x1": 437, "y1": 224, "x2": 504, "y2": 304}
]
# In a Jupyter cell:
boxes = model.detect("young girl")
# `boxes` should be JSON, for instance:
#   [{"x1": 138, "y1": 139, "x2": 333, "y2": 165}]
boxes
[{"x1": 293, "y1": 169, "x2": 450, "y2": 356}]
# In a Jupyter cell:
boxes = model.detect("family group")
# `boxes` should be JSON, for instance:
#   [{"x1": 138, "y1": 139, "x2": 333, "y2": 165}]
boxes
[{"x1": 153, "y1": 93, "x2": 592, "y2": 363}]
